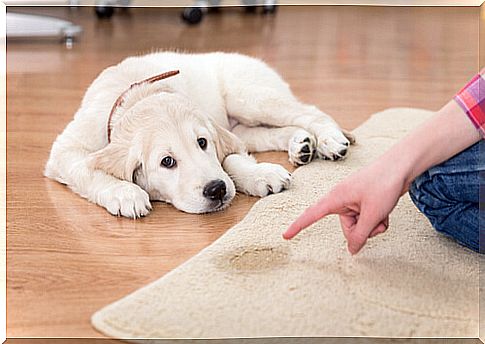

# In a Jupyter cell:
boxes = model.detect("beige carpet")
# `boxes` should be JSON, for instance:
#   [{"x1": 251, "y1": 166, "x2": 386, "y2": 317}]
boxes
[{"x1": 92, "y1": 108, "x2": 478, "y2": 339}]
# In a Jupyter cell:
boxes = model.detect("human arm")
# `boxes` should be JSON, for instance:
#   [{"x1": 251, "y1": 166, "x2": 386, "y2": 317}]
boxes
[{"x1": 283, "y1": 99, "x2": 481, "y2": 255}]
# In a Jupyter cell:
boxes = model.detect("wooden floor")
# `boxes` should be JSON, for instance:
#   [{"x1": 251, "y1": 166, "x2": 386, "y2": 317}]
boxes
[{"x1": 7, "y1": 5, "x2": 479, "y2": 339}]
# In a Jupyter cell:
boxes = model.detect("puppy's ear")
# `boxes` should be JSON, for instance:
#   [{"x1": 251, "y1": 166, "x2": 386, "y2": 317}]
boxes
[
  {"x1": 89, "y1": 143, "x2": 141, "y2": 182},
  {"x1": 211, "y1": 121, "x2": 246, "y2": 162},
  {"x1": 343, "y1": 129, "x2": 356, "y2": 145}
]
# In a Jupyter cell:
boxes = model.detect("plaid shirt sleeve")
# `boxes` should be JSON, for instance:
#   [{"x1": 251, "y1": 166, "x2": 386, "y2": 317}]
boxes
[{"x1": 454, "y1": 68, "x2": 485, "y2": 137}]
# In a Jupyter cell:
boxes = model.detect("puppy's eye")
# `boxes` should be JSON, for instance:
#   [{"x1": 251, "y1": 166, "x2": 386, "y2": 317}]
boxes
[
  {"x1": 161, "y1": 156, "x2": 176, "y2": 168},
  {"x1": 197, "y1": 138, "x2": 207, "y2": 150}
]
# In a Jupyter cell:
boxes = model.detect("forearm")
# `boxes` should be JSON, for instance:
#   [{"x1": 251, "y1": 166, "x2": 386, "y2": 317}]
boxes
[{"x1": 379, "y1": 100, "x2": 481, "y2": 193}]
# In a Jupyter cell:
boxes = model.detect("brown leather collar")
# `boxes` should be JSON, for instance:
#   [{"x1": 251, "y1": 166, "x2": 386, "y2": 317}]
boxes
[{"x1": 107, "y1": 70, "x2": 180, "y2": 143}]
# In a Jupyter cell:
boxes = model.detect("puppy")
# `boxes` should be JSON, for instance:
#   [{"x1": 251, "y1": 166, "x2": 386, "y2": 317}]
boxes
[{"x1": 45, "y1": 52, "x2": 354, "y2": 217}]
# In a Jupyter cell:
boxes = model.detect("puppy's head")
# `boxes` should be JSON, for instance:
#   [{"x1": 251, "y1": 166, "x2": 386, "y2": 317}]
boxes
[{"x1": 90, "y1": 92, "x2": 244, "y2": 213}]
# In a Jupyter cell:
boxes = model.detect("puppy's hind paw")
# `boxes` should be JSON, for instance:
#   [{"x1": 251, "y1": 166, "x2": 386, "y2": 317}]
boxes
[
  {"x1": 288, "y1": 129, "x2": 317, "y2": 167},
  {"x1": 97, "y1": 181, "x2": 152, "y2": 219},
  {"x1": 315, "y1": 126, "x2": 351, "y2": 161}
]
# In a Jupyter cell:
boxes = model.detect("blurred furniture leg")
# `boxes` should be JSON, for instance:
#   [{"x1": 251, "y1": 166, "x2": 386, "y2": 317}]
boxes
[
  {"x1": 182, "y1": 0, "x2": 209, "y2": 25},
  {"x1": 262, "y1": 0, "x2": 277, "y2": 13},
  {"x1": 94, "y1": 0, "x2": 131, "y2": 19},
  {"x1": 6, "y1": 12, "x2": 82, "y2": 48},
  {"x1": 182, "y1": 0, "x2": 277, "y2": 25}
]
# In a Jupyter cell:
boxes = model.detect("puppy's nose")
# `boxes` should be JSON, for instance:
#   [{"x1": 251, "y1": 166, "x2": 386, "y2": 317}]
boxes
[{"x1": 203, "y1": 179, "x2": 227, "y2": 201}]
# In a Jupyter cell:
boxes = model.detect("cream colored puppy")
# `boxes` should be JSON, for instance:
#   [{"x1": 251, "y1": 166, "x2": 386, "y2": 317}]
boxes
[{"x1": 45, "y1": 52, "x2": 354, "y2": 217}]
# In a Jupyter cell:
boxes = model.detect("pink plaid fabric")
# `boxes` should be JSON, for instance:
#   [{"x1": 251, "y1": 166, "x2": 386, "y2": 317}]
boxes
[{"x1": 454, "y1": 68, "x2": 485, "y2": 137}]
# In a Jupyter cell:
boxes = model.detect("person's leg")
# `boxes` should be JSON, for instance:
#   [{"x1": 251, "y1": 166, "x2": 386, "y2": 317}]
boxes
[{"x1": 409, "y1": 140, "x2": 485, "y2": 252}]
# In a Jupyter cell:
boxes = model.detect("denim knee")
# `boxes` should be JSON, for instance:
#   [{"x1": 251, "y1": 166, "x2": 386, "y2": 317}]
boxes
[{"x1": 409, "y1": 172, "x2": 479, "y2": 252}]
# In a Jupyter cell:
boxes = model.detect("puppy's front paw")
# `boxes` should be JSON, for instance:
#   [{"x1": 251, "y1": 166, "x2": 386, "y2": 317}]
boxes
[
  {"x1": 288, "y1": 129, "x2": 317, "y2": 166},
  {"x1": 315, "y1": 126, "x2": 351, "y2": 161},
  {"x1": 97, "y1": 182, "x2": 152, "y2": 218},
  {"x1": 246, "y1": 163, "x2": 291, "y2": 197}
]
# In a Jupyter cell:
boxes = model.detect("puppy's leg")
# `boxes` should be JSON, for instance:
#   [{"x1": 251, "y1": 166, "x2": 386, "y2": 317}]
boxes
[
  {"x1": 222, "y1": 153, "x2": 291, "y2": 197},
  {"x1": 226, "y1": 88, "x2": 354, "y2": 161},
  {"x1": 45, "y1": 146, "x2": 151, "y2": 218},
  {"x1": 288, "y1": 128, "x2": 318, "y2": 166},
  {"x1": 232, "y1": 124, "x2": 317, "y2": 166}
]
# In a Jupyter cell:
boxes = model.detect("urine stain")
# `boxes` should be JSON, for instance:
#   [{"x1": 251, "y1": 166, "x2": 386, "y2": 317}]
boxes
[{"x1": 215, "y1": 246, "x2": 290, "y2": 273}]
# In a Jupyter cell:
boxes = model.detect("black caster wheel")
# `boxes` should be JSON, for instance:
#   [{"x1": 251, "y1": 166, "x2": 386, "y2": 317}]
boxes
[
  {"x1": 182, "y1": 7, "x2": 204, "y2": 25},
  {"x1": 262, "y1": 5, "x2": 277, "y2": 14},
  {"x1": 95, "y1": 6, "x2": 114, "y2": 19}
]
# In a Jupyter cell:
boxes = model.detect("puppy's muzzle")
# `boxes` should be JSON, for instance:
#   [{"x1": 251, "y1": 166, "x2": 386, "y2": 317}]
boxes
[{"x1": 203, "y1": 179, "x2": 227, "y2": 201}]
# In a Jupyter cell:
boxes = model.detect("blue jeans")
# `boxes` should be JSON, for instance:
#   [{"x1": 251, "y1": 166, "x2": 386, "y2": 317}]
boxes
[{"x1": 408, "y1": 141, "x2": 484, "y2": 253}]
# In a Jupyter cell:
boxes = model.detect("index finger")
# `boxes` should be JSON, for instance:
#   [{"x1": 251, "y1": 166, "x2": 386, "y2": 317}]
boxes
[{"x1": 282, "y1": 195, "x2": 340, "y2": 240}]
